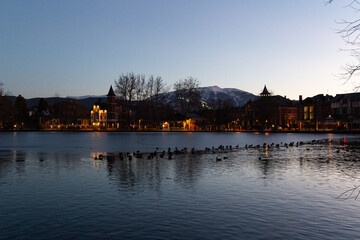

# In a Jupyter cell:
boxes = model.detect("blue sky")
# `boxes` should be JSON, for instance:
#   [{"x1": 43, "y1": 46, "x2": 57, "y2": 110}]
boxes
[{"x1": 0, "y1": 0, "x2": 357, "y2": 99}]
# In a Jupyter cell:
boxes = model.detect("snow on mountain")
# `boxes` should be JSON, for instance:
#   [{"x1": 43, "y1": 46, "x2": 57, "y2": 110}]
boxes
[
  {"x1": 199, "y1": 86, "x2": 256, "y2": 107},
  {"x1": 159, "y1": 86, "x2": 256, "y2": 108},
  {"x1": 67, "y1": 95, "x2": 106, "y2": 100}
]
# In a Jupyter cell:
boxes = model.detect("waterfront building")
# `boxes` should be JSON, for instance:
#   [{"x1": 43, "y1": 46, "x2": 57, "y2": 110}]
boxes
[
  {"x1": 160, "y1": 113, "x2": 207, "y2": 131},
  {"x1": 90, "y1": 86, "x2": 127, "y2": 129},
  {"x1": 184, "y1": 113, "x2": 207, "y2": 131},
  {"x1": 106, "y1": 86, "x2": 116, "y2": 125},
  {"x1": 242, "y1": 86, "x2": 298, "y2": 130},
  {"x1": 298, "y1": 94, "x2": 333, "y2": 131},
  {"x1": 42, "y1": 100, "x2": 90, "y2": 130},
  {"x1": 278, "y1": 105, "x2": 298, "y2": 130},
  {"x1": 331, "y1": 93, "x2": 360, "y2": 129},
  {"x1": 90, "y1": 105, "x2": 107, "y2": 128}
]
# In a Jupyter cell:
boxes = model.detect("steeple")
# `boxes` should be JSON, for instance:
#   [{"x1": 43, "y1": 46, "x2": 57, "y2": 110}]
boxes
[
  {"x1": 260, "y1": 85, "x2": 270, "y2": 96},
  {"x1": 107, "y1": 85, "x2": 116, "y2": 97},
  {"x1": 107, "y1": 85, "x2": 117, "y2": 126}
]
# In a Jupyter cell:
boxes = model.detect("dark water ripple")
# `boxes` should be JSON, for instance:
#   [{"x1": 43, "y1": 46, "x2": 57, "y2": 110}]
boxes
[{"x1": 0, "y1": 133, "x2": 360, "y2": 239}]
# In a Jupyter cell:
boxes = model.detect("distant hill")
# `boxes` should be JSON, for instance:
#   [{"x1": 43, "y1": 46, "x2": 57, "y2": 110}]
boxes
[
  {"x1": 158, "y1": 86, "x2": 257, "y2": 108},
  {"x1": 67, "y1": 95, "x2": 107, "y2": 100},
  {"x1": 9, "y1": 86, "x2": 256, "y2": 109},
  {"x1": 20, "y1": 96, "x2": 107, "y2": 109},
  {"x1": 199, "y1": 86, "x2": 257, "y2": 107}
]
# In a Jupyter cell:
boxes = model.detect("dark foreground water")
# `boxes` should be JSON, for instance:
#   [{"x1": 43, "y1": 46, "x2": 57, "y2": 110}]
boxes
[{"x1": 0, "y1": 132, "x2": 360, "y2": 239}]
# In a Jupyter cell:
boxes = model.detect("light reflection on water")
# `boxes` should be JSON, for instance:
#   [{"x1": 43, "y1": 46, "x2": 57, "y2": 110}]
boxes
[
  {"x1": 0, "y1": 133, "x2": 360, "y2": 239},
  {"x1": 0, "y1": 131, "x2": 358, "y2": 153}
]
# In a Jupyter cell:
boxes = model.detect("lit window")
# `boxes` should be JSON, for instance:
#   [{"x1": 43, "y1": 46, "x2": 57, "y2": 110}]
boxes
[
  {"x1": 310, "y1": 106, "x2": 314, "y2": 120},
  {"x1": 304, "y1": 106, "x2": 308, "y2": 120}
]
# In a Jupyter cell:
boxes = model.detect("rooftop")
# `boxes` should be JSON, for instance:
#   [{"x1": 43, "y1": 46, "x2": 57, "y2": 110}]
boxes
[
  {"x1": 107, "y1": 85, "x2": 116, "y2": 97},
  {"x1": 260, "y1": 85, "x2": 271, "y2": 96}
]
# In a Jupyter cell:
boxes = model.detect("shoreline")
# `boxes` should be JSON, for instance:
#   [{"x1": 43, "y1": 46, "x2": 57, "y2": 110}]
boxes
[{"x1": 1, "y1": 129, "x2": 360, "y2": 134}]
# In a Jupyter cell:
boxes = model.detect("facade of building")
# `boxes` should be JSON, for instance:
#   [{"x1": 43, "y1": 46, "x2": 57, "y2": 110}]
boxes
[
  {"x1": 331, "y1": 93, "x2": 360, "y2": 129},
  {"x1": 90, "y1": 105, "x2": 107, "y2": 128},
  {"x1": 278, "y1": 105, "x2": 298, "y2": 130},
  {"x1": 241, "y1": 87, "x2": 343, "y2": 131},
  {"x1": 90, "y1": 86, "x2": 127, "y2": 129},
  {"x1": 242, "y1": 86, "x2": 299, "y2": 130},
  {"x1": 298, "y1": 94, "x2": 333, "y2": 130}
]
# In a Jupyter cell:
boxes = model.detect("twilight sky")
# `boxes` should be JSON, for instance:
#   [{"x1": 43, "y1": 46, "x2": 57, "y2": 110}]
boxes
[{"x1": 0, "y1": 0, "x2": 357, "y2": 99}]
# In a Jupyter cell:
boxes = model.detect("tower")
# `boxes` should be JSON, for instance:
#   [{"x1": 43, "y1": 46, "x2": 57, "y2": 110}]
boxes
[
  {"x1": 107, "y1": 85, "x2": 116, "y2": 127},
  {"x1": 260, "y1": 85, "x2": 271, "y2": 97}
]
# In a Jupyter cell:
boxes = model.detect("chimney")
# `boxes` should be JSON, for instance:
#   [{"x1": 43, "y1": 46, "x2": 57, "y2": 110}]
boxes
[{"x1": 299, "y1": 95, "x2": 302, "y2": 104}]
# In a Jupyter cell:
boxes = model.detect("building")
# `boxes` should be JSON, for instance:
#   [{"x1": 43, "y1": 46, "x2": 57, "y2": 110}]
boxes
[
  {"x1": 106, "y1": 85, "x2": 118, "y2": 128},
  {"x1": 278, "y1": 105, "x2": 298, "y2": 130},
  {"x1": 331, "y1": 93, "x2": 360, "y2": 129},
  {"x1": 90, "y1": 86, "x2": 127, "y2": 129},
  {"x1": 242, "y1": 86, "x2": 298, "y2": 130},
  {"x1": 90, "y1": 105, "x2": 107, "y2": 128},
  {"x1": 260, "y1": 85, "x2": 271, "y2": 97},
  {"x1": 299, "y1": 94, "x2": 333, "y2": 131}
]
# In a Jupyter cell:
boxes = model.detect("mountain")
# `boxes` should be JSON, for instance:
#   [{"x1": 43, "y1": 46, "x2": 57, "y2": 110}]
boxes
[
  {"x1": 158, "y1": 86, "x2": 256, "y2": 108},
  {"x1": 198, "y1": 86, "x2": 257, "y2": 107},
  {"x1": 13, "y1": 86, "x2": 256, "y2": 109},
  {"x1": 23, "y1": 96, "x2": 107, "y2": 109},
  {"x1": 67, "y1": 95, "x2": 107, "y2": 100}
]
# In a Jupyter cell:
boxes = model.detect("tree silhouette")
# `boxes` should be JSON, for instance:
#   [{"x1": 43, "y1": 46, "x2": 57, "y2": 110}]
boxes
[
  {"x1": 0, "y1": 88, "x2": 13, "y2": 129},
  {"x1": 328, "y1": 0, "x2": 360, "y2": 87},
  {"x1": 173, "y1": 77, "x2": 201, "y2": 118},
  {"x1": 14, "y1": 95, "x2": 28, "y2": 127}
]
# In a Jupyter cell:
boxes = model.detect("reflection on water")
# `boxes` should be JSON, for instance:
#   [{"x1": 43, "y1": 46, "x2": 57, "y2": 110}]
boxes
[
  {"x1": 1, "y1": 135, "x2": 360, "y2": 239},
  {"x1": 0, "y1": 131, "x2": 358, "y2": 153},
  {"x1": 105, "y1": 153, "x2": 207, "y2": 192}
]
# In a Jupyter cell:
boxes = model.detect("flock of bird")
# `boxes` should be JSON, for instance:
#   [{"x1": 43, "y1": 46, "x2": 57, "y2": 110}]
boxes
[{"x1": 93, "y1": 139, "x2": 332, "y2": 161}]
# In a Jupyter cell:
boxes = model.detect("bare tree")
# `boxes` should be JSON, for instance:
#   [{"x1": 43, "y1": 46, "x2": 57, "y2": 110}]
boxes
[
  {"x1": 135, "y1": 74, "x2": 147, "y2": 101},
  {"x1": 173, "y1": 77, "x2": 201, "y2": 117},
  {"x1": 128, "y1": 72, "x2": 138, "y2": 103},
  {"x1": 205, "y1": 92, "x2": 236, "y2": 131},
  {"x1": 153, "y1": 76, "x2": 165, "y2": 102},
  {"x1": 146, "y1": 75, "x2": 155, "y2": 98},
  {"x1": 151, "y1": 76, "x2": 167, "y2": 128},
  {"x1": 114, "y1": 72, "x2": 139, "y2": 102},
  {"x1": 114, "y1": 73, "x2": 169, "y2": 128},
  {"x1": 328, "y1": 0, "x2": 360, "y2": 87},
  {"x1": 114, "y1": 74, "x2": 129, "y2": 100},
  {"x1": 138, "y1": 76, "x2": 168, "y2": 127}
]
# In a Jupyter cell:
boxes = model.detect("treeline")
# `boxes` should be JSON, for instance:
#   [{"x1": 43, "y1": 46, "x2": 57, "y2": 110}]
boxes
[
  {"x1": 0, "y1": 94, "x2": 29, "y2": 129},
  {"x1": 0, "y1": 75, "x2": 239, "y2": 130},
  {"x1": 0, "y1": 85, "x2": 89, "y2": 130}
]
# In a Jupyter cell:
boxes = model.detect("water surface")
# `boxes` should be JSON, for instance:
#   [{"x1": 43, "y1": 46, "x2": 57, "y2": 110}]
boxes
[{"x1": 0, "y1": 132, "x2": 359, "y2": 239}]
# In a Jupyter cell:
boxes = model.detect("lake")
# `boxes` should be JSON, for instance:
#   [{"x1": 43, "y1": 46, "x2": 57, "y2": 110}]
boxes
[{"x1": 0, "y1": 132, "x2": 360, "y2": 239}]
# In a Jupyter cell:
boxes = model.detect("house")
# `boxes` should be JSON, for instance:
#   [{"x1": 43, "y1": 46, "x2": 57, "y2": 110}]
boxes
[
  {"x1": 160, "y1": 112, "x2": 208, "y2": 131},
  {"x1": 298, "y1": 94, "x2": 333, "y2": 131},
  {"x1": 242, "y1": 85, "x2": 298, "y2": 130},
  {"x1": 90, "y1": 105, "x2": 107, "y2": 128},
  {"x1": 90, "y1": 86, "x2": 127, "y2": 129},
  {"x1": 278, "y1": 105, "x2": 298, "y2": 130},
  {"x1": 331, "y1": 93, "x2": 360, "y2": 129}
]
